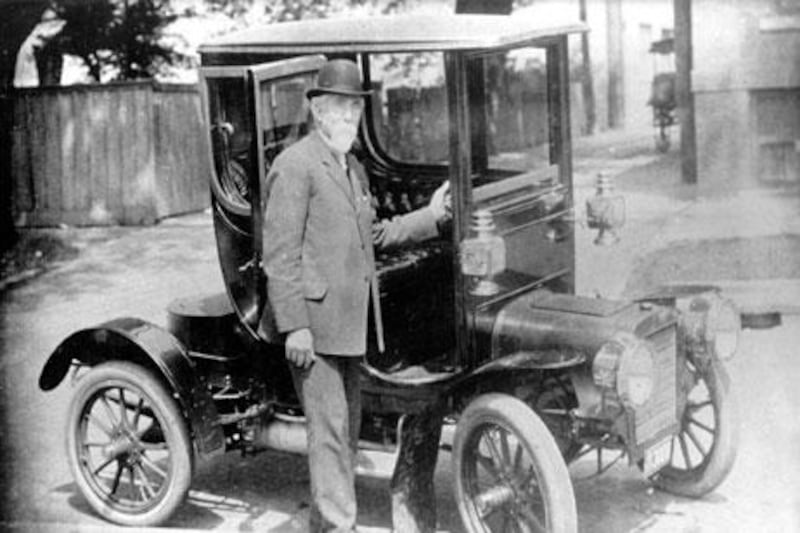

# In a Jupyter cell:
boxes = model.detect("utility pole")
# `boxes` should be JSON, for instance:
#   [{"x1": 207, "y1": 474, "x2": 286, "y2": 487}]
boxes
[
  {"x1": 674, "y1": 0, "x2": 697, "y2": 183},
  {"x1": 579, "y1": 0, "x2": 596, "y2": 134},
  {"x1": 606, "y1": 0, "x2": 624, "y2": 129}
]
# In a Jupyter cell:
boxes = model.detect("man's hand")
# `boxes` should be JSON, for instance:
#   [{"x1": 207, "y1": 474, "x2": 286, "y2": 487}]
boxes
[
  {"x1": 285, "y1": 328, "x2": 316, "y2": 369},
  {"x1": 429, "y1": 181, "x2": 452, "y2": 222}
]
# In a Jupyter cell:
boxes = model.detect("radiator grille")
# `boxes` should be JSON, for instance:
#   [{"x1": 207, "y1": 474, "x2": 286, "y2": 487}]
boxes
[{"x1": 635, "y1": 326, "x2": 677, "y2": 444}]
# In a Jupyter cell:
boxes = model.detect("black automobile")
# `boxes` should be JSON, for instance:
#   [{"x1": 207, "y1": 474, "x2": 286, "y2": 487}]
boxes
[{"x1": 39, "y1": 13, "x2": 741, "y2": 532}]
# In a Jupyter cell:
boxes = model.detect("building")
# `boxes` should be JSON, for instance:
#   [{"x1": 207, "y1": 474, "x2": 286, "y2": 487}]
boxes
[{"x1": 688, "y1": 0, "x2": 800, "y2": 188}]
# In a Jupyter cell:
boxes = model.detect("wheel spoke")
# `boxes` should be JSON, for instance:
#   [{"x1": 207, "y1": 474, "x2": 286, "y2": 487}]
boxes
[
  {"x1": 518, "y1": 502, "x2": 547, "y2": 533},
  {"x1": 86, "y1": 413, "x2": 115, "y2": 438},
  {"x1": 118, "y1": 388, "x2": 129, "y2": 428},
  {"x1": 519, "y1": 464, "x2": 539, "y2": 491},
  {"x1": 499, "y1": 429, "x2": 511, "y2": 464},
  {"x1": 134, "y1": 463, "x2": 157, "y2": 499},
  {"x1": 687, "y1": 399, "x2": 712, "y2": 412},
  {"x1": 668, "y1": 436, "x2": 676, "y2": 464},
  {"x1": 83, "y1": 440, "x2": 112, "y2": 448},
  {"x1": 110, "y1": 462, "x2": 123, "y2": 495},
  {"x1": 513, "y1": 442, "x2": 524, "y2": 472},
  {"x1": 93, "y1": 455, "x2": 117, "y2": 476},
  {"x1": 127, "y1": 465, "x2": 146, "y2": 502},
  {"x1": 132, "y1": 398, "x2": 144, "y2": 429},
  {"x1": 140, "y1": 441, "x2": 169, "y2": 452},
  {"x1": 686, "y1": 415, "x2": 715, "y2": 435},
  {"x1": 484, "y1": 429, "x2": 507, "y2": 473},
  {"x1": 685, "y1": 424, "x2": 708, "y2": 458},
  {"x1": 678, "y1": 433, "x2": 693, "y2": 470},
  {"x1": 475, "y1": 452, "x2": 503, "y2": 486},
  {"x1": 100, "y1": 395, "x2": 120, "y2": 427},
  {"x1": 140, "y1": 453, "x2": 168, "y2": 479}
]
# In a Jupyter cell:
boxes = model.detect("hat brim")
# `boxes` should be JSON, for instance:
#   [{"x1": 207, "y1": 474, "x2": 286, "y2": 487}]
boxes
[{"x1": 306, "y1": 87, "x2": 372, "y2": 99}]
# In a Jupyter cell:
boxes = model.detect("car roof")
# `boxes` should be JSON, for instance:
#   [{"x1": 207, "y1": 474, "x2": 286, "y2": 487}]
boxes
[{"x1": 199, "y1": 14, "x2": 587, "y2": 55}]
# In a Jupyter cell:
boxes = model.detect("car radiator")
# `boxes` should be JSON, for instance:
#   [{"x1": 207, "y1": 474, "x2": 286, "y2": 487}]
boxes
[{"x1": 635, "y1": 325, "x2": 678, "y2": 444}]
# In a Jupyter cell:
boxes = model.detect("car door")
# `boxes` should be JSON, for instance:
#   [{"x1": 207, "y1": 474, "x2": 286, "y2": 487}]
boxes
[{"x1": 200, "y1": 55, "x2": 326, "y2": 341}]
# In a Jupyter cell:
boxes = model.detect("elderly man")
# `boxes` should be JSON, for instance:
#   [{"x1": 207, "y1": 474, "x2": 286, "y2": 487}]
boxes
[{"x1": 261, "y1": 58, "x2": 450, "y2": 533}]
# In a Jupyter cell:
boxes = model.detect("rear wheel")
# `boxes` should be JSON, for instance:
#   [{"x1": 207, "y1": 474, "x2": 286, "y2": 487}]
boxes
[
  {"x1": 66, "y1": 361, "x2": 193, "y2": 526},
  {"x1": 653, "y1": 358, "x2": 738, "y2": 497},
  {"x1": 453, "y1": 393, "x2": 577, "y2": 533}
]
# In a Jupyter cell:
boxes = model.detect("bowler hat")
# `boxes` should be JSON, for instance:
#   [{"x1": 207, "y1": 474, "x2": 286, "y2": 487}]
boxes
[{"x1": 306, "y1": 59, "x2": 372, "y2": 99}]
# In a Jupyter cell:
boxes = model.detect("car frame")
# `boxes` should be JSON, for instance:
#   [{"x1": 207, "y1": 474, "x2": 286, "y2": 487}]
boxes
[{"x1": 38, "y1": 13, "x2": 741, "y2": 532}]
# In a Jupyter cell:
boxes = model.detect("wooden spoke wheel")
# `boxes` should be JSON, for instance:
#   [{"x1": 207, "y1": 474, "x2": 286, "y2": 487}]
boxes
[
  {"x1": 66, "y1": 361, "x2": 193, "y2": 526},
  {"x1": 653, "y1": 358, "x2": 738, "y2": 497},
  {"x1": 453, "y1": 393, "x2": 577, "y2": 533}
]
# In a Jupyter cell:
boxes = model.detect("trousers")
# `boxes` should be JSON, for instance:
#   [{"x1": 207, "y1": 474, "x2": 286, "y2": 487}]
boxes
[
  {"x1": 290, "y1": 354, "x2": 443, "y2": 533},
  {"x1": 291, "y1": 354, "x2": 361, "y2": 533}
]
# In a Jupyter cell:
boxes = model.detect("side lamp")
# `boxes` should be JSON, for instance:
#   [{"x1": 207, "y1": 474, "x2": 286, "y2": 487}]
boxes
[
  {"x1": 460, "y1": 210, "x2": 506, "y2": 296},
  {"x1": 586, "y1": 173, "x2": 626, "y2": 245}
]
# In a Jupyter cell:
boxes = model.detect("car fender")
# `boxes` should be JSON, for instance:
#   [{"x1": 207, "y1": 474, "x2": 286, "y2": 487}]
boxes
[
  {"x1": 635, "y1": 283, "x2": 722, "y2": 307},
  {"x1": 450, "y1": 348, "x2": 586, "y2": 399},
  {"x1": 39, "y1": 317, "x2": 225, "y2": 460}
]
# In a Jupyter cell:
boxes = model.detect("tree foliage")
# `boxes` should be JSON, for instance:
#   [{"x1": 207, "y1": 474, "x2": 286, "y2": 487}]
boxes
[
  {"x1": 46, "y1": 0, "x2": 180, "y2": 82},
  {"x1": 204, "y1": 0, "x2": 407, "y2": 24}
]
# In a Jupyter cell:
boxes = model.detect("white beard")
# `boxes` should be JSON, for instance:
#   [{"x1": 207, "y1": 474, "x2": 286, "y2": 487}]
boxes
[{"x1": 320, "y1": 117, "x2": 358, "y2": 154}]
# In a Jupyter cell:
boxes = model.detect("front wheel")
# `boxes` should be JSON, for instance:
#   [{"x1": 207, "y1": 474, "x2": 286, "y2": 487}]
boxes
[
  {"x1": 653, "y1": 358, "x2": 738, "y2": 497},
  {"x1": 453, "y1": 393, "x2": 577, "y2": 533},
  {"x1": 65, "y1": 361, "x2": 193, "y2": 526}
]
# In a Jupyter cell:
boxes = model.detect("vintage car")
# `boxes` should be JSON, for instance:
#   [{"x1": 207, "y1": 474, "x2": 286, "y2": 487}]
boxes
[{"x1": 38, "y1": 13, "x2": 741, "y2": 533}]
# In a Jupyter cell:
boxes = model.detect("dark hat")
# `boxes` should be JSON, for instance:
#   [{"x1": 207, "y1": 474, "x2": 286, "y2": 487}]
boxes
[{"x1": 306, "y1": 59, "x2": 372, "y2": 99}]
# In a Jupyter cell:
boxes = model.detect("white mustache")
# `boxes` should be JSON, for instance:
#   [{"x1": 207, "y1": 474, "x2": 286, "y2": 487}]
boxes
[{"x1": 323, "y1": 120, "x2": 358, "y2": 153}]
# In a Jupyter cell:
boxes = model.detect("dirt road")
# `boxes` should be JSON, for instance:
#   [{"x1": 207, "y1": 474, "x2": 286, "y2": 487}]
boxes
[{"x1": 1, "y1": 209, "x2": 798, "y2": 532}]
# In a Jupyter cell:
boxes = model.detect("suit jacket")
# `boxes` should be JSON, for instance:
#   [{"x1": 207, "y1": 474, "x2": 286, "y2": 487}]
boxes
[{"x1": 261, "y1": 130, "x2": 439, "y2": 356}]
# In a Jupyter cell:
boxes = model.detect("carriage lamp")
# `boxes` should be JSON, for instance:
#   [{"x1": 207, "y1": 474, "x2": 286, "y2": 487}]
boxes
[
  {"x1": 460, "y1": 210, "x2": 506, "y2": 296},
  {"x1": 678, "y1": 292, "x2": 741, "y2": 361},
  {"x1": 586, "y1": 173, "x2": 625, "y2": 246},
  {"x1": 592, "y1": 333, "x2": 655, "y2": 407}
]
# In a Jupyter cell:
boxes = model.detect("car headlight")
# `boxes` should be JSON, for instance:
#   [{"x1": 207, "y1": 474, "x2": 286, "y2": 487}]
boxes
[
  {"x1": 592, "y1": 333, "x2": 655, "y2": 407},
  {"x1": 681, "y1": 293, "x2": 741, "y2": 361}
]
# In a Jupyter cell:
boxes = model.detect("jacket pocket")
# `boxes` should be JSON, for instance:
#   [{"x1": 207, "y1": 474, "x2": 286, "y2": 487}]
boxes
[{"x1": 302, "y1": 279, "x2": 328, "y2": 301}]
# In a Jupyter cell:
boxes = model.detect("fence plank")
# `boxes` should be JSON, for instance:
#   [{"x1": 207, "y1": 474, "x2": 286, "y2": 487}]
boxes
[
  {"x1": 89, "y1": 89, "x2": 114, "y2": 223},
  {"x1": 10, "y1": 95, "x2": 33, "y2": 217}
]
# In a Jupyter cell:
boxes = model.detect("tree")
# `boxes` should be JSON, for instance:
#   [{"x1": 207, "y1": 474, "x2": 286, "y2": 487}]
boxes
[
  {"x1": 45, "y1": 0, "x2": 180, "y2": 82},
  {"x1": 204, "y1": 0, "x2": 406, "y2": 25}
]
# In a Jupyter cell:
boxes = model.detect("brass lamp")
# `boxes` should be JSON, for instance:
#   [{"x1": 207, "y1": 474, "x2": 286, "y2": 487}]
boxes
[
  {"x1": 460, "y1": 210, "x2": 506, "y2": 296},
  {"x1": 586, "y1": 173, "x2": 625, "y2": 245}
]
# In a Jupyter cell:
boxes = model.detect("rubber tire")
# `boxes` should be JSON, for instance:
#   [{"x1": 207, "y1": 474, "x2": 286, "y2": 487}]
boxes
[
  {"x1": 653, "y1": 359, "x2": 738, "y2": 498},
  {"x1": 453, "y1": 393, "x2": 577, "y2": 533},
  {"x1": 65, "y1": 361, "x2": 193, "y2": 527}
]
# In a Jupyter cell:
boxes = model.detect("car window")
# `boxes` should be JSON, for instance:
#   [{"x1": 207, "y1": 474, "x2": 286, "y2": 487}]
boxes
[
  {"x1": 256, "y1": 74, "x2": 315, "y2": 171},
  {"x1": 367, "y1": 52, "x2": 448, "y2": 164},
  {"x1": 472, "y1": 45, "x2": 559, "y2": 204},
  {"x1": 483, "y1": 47, "x2": 550, "y2": 174},
  {"x1": 206, "y1": 75, "x2": 251, "y2": 210}
]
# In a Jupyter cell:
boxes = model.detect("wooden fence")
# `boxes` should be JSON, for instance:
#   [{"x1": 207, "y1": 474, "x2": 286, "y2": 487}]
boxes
[
  {"x1": 7, "y1": 79, "x2": 587, "y2": 228},
  {"x1": 10, "y1": 81, "x2": 211, "y2": 227}
]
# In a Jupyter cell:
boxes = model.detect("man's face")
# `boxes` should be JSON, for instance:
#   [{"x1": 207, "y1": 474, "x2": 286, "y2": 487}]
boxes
[{"x1": 312, "y1": 94, "x2": 364, "y2": 154}]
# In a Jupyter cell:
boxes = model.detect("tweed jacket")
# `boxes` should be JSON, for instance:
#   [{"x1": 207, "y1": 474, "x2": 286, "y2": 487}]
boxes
[{"x1": 261, "y1": 130, "x2": 439, "y2": 356}]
